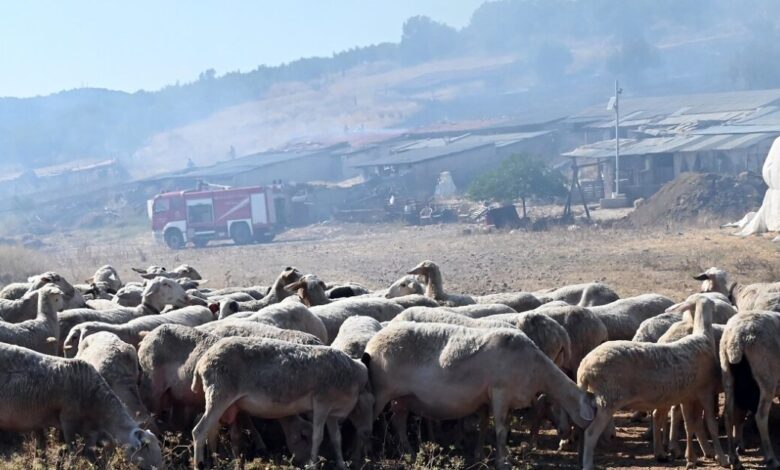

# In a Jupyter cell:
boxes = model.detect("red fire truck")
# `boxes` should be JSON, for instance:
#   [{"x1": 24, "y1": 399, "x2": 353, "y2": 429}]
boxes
[{"x1": 148, "y1": 184, "x2": 283, "y2": 249}]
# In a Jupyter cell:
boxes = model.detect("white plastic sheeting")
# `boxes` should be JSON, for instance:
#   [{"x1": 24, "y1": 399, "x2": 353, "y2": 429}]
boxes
[
  {"x1": 433, "y1": 171, "x2": 457, "y2": 200},
  {"x1": 737, "y1": 136, "x2": 780, "y2": 236}
]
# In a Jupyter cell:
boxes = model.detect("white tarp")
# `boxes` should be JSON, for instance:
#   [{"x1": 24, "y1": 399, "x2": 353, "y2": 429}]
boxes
[
  {"x1": 433, "y1": 171, "x2": 457, "y2": 200},
  {"x1": 737, "y1": 136, "x2": 780, "y2": 236}
]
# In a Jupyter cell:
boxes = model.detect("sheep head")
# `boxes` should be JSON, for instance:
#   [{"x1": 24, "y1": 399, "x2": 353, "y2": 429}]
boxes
[
  {"x1": 142, "y1": 277, "x2": 189, "y2": 310},
  {"x1": 286, "y1": 274, "x2": 328, "y2": 306},
  {"x1": 693, "y1": 267, "x2": 730, "y2": 297}
]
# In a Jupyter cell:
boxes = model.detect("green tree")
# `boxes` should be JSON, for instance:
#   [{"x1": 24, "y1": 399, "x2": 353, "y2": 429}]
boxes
[{"x1": 467, "y1": 154, "x2": 566, "y2": 218}]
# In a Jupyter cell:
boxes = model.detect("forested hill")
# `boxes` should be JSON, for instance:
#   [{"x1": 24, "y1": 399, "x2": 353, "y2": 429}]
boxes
[{"x1": 3, "y1": 0, "x2": 780, "y2": 172}]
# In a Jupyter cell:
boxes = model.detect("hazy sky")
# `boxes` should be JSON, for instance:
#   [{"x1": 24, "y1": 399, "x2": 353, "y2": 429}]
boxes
[{"x1": 0, "y1": 1, "x2": 486, "y2": 98}]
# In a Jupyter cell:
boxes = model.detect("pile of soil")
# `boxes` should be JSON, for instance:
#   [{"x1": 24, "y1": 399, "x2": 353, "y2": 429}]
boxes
[{"x1": 628, "y1": 172, "x2": 767, "y2": 227}]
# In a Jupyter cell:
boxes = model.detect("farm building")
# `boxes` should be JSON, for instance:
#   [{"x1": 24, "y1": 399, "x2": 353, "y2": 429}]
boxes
[
  {"x1": 346, "y1": 131, "x2": 557, "y2": 199},
  {"x1": 562, "y1": 88, "x2": 780, "y2": 200},
  {"x1": 0, "y1": 159, "x2": 126, "y2": 200}
]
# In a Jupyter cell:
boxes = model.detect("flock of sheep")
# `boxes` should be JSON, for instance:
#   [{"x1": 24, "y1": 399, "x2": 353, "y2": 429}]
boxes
[{"x1": 0, "y1": 260, "x2": 778, "y2": 469}]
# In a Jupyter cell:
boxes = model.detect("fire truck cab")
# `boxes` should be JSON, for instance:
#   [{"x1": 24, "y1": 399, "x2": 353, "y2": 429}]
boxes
[{"x1": 148, "y1": 185, "x2": 282, "y2": 249}]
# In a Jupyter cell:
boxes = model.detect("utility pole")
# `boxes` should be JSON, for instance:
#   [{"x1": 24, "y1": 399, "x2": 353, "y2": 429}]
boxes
[{"x1": 613, "y1": 80, "x2": 622, "y2": 197}]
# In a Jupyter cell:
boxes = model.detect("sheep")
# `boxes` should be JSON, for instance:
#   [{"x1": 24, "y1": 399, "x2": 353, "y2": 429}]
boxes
[
  {"x1": 486, "y1": 312, "x2": 572, "y2": 369},
  {"x1": 474, "y1": 291, "x2": 542, "y2": 312},
  {"x1": 0, "y1": 285, "x2": 64, "y2": 354},
  {"x1": 444, "y1": 303, "x2": 516, "y2": 318},
  {"x1": 696, "y1": 267, "x2": 780, "y2": 312},
  {"x1": 330, "y1": 315, "x2": 384, "y2": 359},
  {"x1": 529, "y1": 305, "x2": 608, "y2": 377},
  {"x1": 114, "y1": 284, "x2": 144, "y2": 307},
  {"x1": 719, "y1": 310, "x2": 780, "y2": 469},
  {"x1": 206, "y1": 285, "x2": 268, "y2": 300},
  {"x1": 633, "y1": 294, "x2": 735, "y2": 343},
  {"x1": 64, "y1": 304, "x2": 216, "y2": 354},
  {"x1": 133, "y1": 264, "x2": 203, "y2": 280},
  {"x1": 91, "y1": 264, "x2": 123, "y2": 292},
  {"x1": 535, "y1": 282, "x2": 619, "y2": 306},
  {"x1": 191, "y1": 337, "x2": 373, "y2": 469},
  {"x1": 326, "y1": 282, "x2": 371, "y2": 299},
  {"x1": 224, "y1": 267, "x2": 302, "y2": 315},
  {"x1": 288, "y1": 275, "x2": 404, "y2": 343},
  {"x1": 0, "y1": 289, "x2": 41, "y2": 323},
  {"x1": 204, "y1": 302, "x2": 329, "y2": 344},
  {"x1": 0, "y1": 281, "x2": 31, "y2": 300},
  {"x1": 27, "y1": 271, "x2": 86, "y2": 309},
  {"x1": 59, "y1": 276, "x2": 193, "y2": 353},
  {"x1": 75, "y1": 332, "x2": 154, "y2": 429},
  {"x1": 364, "y1": 321, "x2": 595, "y2": 468},
  {"x1": 0, "y1": 342, "x2": 162, "y2": 468},
  {"x1": 382, "y1": 294, "x2": 439, "y2": 309},
  {"x1": 384, "y1": 275, "x2": 424, "y2": 298},
  {"x1": 406, "y1": 260, "x2": 476, "y2": 306},
  {"x1": 587, "y1": 293, "x2": 675, "y2": 340},
  {"x1": 578, "y1": 296, "x2": 728, "y2": 470}
]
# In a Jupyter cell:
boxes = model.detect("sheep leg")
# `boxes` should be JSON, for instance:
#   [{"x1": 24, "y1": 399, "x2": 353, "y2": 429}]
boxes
[
  {"x1": 528, "y1": 395, "x2": 547, "y2": 450},
  {"x1": 700, "y1": 391, "x2": 728, "y2": 467},
  {"x1": 308, "y1": 406, "x2": 328, "y2": 468},
  {"x1": 681, "y1": 402, "x2": 708, "y2": 469},
  {"x1": 733, "y1": 406, "x2": 746, "y2": 455},
  {"x1": 326, "y1": 417, "x2": 346, "y2": 470},
  {"x1": 669, "y1": 404, "x2": 684, "y2": 459},
  {"x1": 192, "y1": 395, "x2": 235, "y2": 469},
  {"x1": 582, "y1": 406, "x2": 613, "y2": 470},
  {"x1": 490, "y1": 389, "x2": 512, "y2": 469},
  {"x1": 652, "y1": 406, "x2": 670, "y2": 461},
  {"x1": 474, "y1": 406, "x2": 489, "y2": 460},
  {"x1": 389, "y1": 403, "x2": 413, "y2": 455},
  {"x1": 755, "y1": 391, "x2": 780, "y2": 468}
]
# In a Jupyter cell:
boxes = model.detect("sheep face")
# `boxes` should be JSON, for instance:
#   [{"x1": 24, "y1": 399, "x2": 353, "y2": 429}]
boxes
[
  {"x1": 286, "y1": 274, "x2": 327, "y2": 306},
  {"x1": 143, "y1": 277, "x2": 189, "y2": 309},
  {"x1": 385, "y1": 276, "x2": 423, "y2": 298},
  {"x1": 407, "y1": 260, "x2": 436, "y2": 276},
  {"x1": 41, "y1": 285, "x2": 66, "y2": 312},
  {"x1": 134, "y1": 266, "x2": 167, "y2": 280},
  {"x1": 694, "y1": 267, "x2": 730, "y2": 296},
  {"x1": 122, "y1": 428, "x2": 162, "y2": 470},
  {"x1": 173, "y1": 264, "x2": 202, "y2": 280}
]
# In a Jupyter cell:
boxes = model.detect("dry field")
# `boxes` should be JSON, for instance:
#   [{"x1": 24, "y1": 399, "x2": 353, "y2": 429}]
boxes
[{"x1": 3, "y1": 221, "x2": 780, "y2": 469}]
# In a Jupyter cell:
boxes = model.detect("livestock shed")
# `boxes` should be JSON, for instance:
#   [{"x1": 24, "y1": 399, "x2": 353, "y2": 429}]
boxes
[
  {"x1": 562, "y1": 88, "x2": 780, "y2": 199},
  {"x1": 347, "y1": 131, "x2": 557, "y2": 199},
  {"x1": 0, "y1": 159, "x2": 126, "y2": 201},
  {"x1": 140, "y1": 143, "x2": 348, "y2": 192}
]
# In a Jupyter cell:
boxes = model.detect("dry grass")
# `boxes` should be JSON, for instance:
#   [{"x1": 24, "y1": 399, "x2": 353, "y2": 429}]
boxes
[{"x1": 2, "y1": 221, "x2": 778, "y2": 469}]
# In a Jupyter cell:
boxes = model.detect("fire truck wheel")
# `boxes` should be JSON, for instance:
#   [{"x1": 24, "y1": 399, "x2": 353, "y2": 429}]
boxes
[
  {"x1": 164, "y1": 229, "x2": 185, "y2": 250},
  {"x1": 231, "y1": 223, "x2": 252, "y2": 245}
]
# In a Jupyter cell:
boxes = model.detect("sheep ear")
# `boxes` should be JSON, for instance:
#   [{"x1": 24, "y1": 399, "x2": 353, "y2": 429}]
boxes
[
  {"x1": 132, "y1": 267, "x2": 146, "y2": 274},
  {"x1": 692, "y1": 272, "x2": 709, "y2": 281},
  {"x1": 208, "y1": 303, "x2": 219, "y2": 314},
  {"x1": 140, "y1": 273, "x2": 156, "y2": 280},
  {"x1": 285, "y1": 280, "x2": 304, "y2": 291}
]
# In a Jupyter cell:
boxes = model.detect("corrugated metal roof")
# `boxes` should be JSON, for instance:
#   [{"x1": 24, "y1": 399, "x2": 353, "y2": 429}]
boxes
[
  {"x1": 564, "y1": 133, "x2": 776, "y2": 159},
  {"x1": 570, "y1": 88, "x2": 780, "y2": 123},
  {"x1": 349, "y1": 131, "x2": 552, "y2": 167}
]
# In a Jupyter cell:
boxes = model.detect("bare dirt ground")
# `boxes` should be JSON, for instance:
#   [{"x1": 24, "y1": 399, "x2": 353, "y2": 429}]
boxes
[{"x1": 7, "y1": 221, "x2": 779, "y2": 469}]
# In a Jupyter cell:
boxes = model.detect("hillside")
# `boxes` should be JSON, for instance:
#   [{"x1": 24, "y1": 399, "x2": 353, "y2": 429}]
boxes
[{"x1": 4, "y1": 0, "x2": 780, "y2": 174}]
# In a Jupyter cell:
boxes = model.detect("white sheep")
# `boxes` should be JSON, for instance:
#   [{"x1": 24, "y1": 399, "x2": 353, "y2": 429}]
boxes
[
  {"x1": 288, "y1": 275, "x2": 404, "y2": 343},
  {"x1": 75, "y1": 331, "x2": 154, "y2": 430},
  {"x1": 64, "y1": 305, "x2": 215, "y2": 353},
  {"x1": 330, "y1": 315, "x2": 384, "y2": 359},
  {"x1": 191, "y1": 337, "x2": 372, "y2": 469},
  {"x1": 588, "y1": 293, "x2": 675, "y2": 340},
  {"x1": 578, "y1": 296, "x2": 728, "y2": 469},
  {"x1": 696, "y1": 267, "x2": 780, "y2": 311},
  {"x1": 0, "y1": 342, "x2": 162, "y2": 468},
  {"x1": 26, "y1": 271, "x2": 86, "y2": 309},
  {"x1": 204, "y1": 301, "x2": 329, "y2": 344},
  {"x1": 0, "y1": 285, "x2": 64, "y2": 354},
  {"x1": 0, "y1": 289, "x2": 41, "y2": 323},
  {"x1": 58, "y1": 276, "x2": 193, "y2": 354},
  {"x1": 535, "y1": 282, "x2": 619, "y2": 306},
  {"x1": 222, "y1": 267, "x2": 301, "y2": 315},
  {"x1": 364, "y1": 321, "x2": 595, "y2": 468},
  {"x1": 406, "y1": 260, "x2": 476, "y2": 306},
  {"x1": 719, "y1": 310, "x2": 780, "y2": 469}
]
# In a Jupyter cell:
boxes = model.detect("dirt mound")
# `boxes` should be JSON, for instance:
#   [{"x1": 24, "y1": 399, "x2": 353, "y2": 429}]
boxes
[{"x1": 628, "y1": 172, "x2": 766, "y2": 227}]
